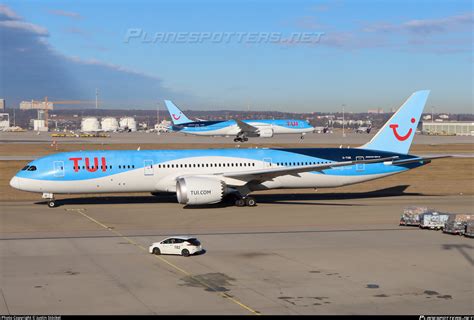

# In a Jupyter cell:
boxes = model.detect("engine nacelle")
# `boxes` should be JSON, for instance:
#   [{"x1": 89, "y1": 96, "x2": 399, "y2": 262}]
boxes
[
  {"x1": 176, "y1": 176, "x2": 227, "y2": 205},
  {"x1": 258, "y1": 127, "x2": 274, "y2": 138}
]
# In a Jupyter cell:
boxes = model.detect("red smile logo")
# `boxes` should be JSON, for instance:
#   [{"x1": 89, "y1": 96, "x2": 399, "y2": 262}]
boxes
[
  {"x1": 172, "y1": 113, "x2": 181, "y2": 120},
  {"x1": 389, "y1": 117, "x2": 415, "y2": 141}
]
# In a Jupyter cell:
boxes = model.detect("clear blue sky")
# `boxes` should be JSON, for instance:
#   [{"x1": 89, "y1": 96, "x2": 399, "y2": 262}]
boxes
[{"x1": 1, "y1": 0, "x2": 473, "y2": 112}]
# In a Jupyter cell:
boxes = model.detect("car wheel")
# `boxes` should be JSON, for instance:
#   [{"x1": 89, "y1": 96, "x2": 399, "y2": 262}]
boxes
[
  {"x1": 152, "y1": 247, "x2": 161, "y2": 255},
  {"x1": 181, "y1": 249, "x2": 190, "y2": 257}
]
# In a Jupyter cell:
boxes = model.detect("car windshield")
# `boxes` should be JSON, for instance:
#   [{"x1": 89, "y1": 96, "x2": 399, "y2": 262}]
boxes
[{"x1": 187, "y1": 238, "x2": 200, "y2": 246}]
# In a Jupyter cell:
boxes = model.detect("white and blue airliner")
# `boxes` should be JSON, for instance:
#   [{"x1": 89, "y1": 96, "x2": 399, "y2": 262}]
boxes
[
  {"x1": 10, "y1": 91, "x2": 446, "y2": 208},
  {"x1": 164, "y1": 100, "x2": 315, "y2": 142}
]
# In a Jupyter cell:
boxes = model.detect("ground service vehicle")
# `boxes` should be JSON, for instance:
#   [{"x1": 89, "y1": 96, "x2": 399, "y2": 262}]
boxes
[
  {"x1": 149, "y1": 236, "x2": 203, "y2": 257},
  {"x1": 400, "y1": 206, "x2": 432, "y2": 226},
  {"x1": 443, "y1": 214, "x2": 473, "y2": 235},
  {"x1": 419, "y1": 211, "x2": 451, "y2": 230}
]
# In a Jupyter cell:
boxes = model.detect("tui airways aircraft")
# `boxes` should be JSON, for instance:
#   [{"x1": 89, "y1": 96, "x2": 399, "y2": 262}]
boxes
[
  {"x1": 10, "y1": 91, "x2": 447, "y2": 208},
  {"x1": 164, "y1": 100, "x2": 315, "y2": 142}
]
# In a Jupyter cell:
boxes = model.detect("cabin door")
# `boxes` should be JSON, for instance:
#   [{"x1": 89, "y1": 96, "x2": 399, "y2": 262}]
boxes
[
  {"x1": 144, "y1": 160, "x2": 154, "y2": 176},
  {"x1": 356, "y1": 156, "x2": 365, "y2": 171},
  {"x1": 263, "y1": 158, "x2": 272, "y2": 168},
  {"x1": 53, "y1": 161, "x2": 65, "y2": 177}
]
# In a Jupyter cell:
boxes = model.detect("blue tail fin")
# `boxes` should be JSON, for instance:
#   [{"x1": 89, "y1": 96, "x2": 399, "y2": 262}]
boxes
[
  {"x1": 360, "y1": 90, "x2": 430, "y2": 154},
  {"x1": 164, "y1": 100, "x2": 193, "y2": 125}
]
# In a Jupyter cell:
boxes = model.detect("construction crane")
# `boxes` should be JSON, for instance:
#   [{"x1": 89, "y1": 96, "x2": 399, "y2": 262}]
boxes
[{"x1": 32, "y1": 96, "x2": 98, "y2": 129}]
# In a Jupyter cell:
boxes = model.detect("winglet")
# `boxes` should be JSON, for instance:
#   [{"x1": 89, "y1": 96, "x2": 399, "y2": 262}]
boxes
[
  {"x1": 164, "y1": 100, "x2": 193, "y2": 125},
  {"x1": 360, "y1": 90, "x2": 430, "y2": 154}
]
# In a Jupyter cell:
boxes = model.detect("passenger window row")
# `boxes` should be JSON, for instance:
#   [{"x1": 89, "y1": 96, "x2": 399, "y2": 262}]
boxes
[
  {"x1": 155, "y1": 161, "x2": 332, "y2": 169},
  {"x1": 157, "y1": 162, "x2": 256, "y2": 169},
  {"x1": 275, "y1": 161, "x2": 332, "y2": 166}
]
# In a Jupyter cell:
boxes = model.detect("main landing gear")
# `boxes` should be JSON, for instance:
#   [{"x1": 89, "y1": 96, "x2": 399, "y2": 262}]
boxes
[
  {"x1": 234, "y1": 196, "x2": 256, "y2": 207},
  {"x1": 43, "y1": 193, "x2": 58, "y2": 208},
  {"x1": 233, "y1": 132, "x2": 248, "y2": 143}
]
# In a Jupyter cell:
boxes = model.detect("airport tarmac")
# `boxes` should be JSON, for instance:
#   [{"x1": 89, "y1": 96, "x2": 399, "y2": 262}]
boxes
[
  {"x1": 1, "y1": 130, "x2": 473, "y2": 145},
  {"x1": 0, "y1": 132, "x2": 472, "y2": 314},
  {"x1": 0, "y1": 194, "x2": 473, "y2": 315}
]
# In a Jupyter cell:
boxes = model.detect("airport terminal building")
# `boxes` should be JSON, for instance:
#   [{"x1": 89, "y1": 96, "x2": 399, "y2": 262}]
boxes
[{"x1": 422, "y1": 121, "x2": 474, "y2": 136}]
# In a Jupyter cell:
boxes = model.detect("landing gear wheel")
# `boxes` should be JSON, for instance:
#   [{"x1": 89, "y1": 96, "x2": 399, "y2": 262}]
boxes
[
  {"x1": 234, "y1": 138, "x2": 241, "y2": 142},
  {"x1": 235, "y1": 199, "x2": 246, "y2": 207},
  {"x1": 181, "y1": 249, "x2": 190, "y2": 257},
  {"x1": 243, "y1": 137, "x2": 248, "y2": 142},
  {"x1": 152, "y1": 247, "x2": 161, "y2": 255},
  {"x1": 47, "y1": 200, "x2": 56, "y2": 208},
  {"x1": 245, "y1": 197, "x2": 256, "y2": 207}
]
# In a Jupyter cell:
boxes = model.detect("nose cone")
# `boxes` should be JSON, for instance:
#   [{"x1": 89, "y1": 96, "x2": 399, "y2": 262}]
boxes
[{"x1": 9, "y1": 176, "x2": 20, "y2": 190}]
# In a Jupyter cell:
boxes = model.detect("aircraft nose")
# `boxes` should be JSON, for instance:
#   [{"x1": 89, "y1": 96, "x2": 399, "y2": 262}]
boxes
[{"x1": 9, "y1": 176, "x2": 20, "y2": 190}]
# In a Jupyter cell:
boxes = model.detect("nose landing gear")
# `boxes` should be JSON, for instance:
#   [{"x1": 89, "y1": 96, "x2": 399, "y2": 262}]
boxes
[{"x1": 42, "y1": 193, "x2": 58, "y2": 208}]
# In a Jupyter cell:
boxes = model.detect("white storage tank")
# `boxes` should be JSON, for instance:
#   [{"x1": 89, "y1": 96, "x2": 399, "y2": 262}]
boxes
[
  {"x1": 119, "y1": 117, "x2": 137, "y2": 132},
  {"x1": 101, "y1": 117, "x2": 118, "y2": 132},
  {"x1": 81, "y1": 117, "x2": 100, "y2": 132}
]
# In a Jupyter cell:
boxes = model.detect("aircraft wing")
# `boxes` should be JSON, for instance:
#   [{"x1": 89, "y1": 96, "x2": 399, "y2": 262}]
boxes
[
  {"x1": 219, "y1": 156, "x2": 399, "y2": 181},
  {"x1": 234, "y1": 119, "x2": 259, "y2": 133}
]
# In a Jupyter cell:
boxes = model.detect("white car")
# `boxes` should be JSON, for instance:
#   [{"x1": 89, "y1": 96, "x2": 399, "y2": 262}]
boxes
[{"x1": 149, "y1": 236, "x2": 203, "y2": 257}]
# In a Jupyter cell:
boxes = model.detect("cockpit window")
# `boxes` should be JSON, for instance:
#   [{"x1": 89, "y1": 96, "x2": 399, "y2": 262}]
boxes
[
  {"x1": 21, "y1": 166, "x2": 30, "y2": 171},
  {"x1": 27, "y1": 166, "x2": 37, "y2": 171}
]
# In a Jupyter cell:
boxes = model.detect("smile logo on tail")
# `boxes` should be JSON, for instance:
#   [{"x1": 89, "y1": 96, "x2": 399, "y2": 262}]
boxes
[
  {"x1": 172, "y1": 113, "x2": 181, "y2": 120},
  {"x1": 389, "y1": 117, "x2": 416, "y2": 141}
]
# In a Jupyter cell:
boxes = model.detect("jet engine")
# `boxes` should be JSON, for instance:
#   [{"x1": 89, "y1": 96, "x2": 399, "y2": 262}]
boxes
[
  {"x1": 258, "y1": 128, "x2": 274, "y2": 138},
  {"x1": 176, "y1": 176, "x2": 227, "y2": 205}
]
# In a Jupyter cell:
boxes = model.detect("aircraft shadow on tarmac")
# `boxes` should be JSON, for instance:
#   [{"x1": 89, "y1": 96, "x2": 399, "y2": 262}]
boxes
[
  {"x1": 34, "y1": 185, "x2": 426, "y2": 208},
  {"x1": 256, "y1": 185, "x2": 426, "y2": 204},
  {"x1": 442, "y1": 244, "x2": 474, "y2": 266}
]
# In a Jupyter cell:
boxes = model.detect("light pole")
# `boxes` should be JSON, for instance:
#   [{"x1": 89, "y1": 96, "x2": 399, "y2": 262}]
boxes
[{"x1": 342, "y1": 104, "x2": 346, "y2": 137}]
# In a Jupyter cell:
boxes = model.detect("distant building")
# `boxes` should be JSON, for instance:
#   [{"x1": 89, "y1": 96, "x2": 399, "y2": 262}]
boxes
[
  {"x1": 423, "y1": 115, "x2": 432, "y2": 120},
  {"x1": 20, "y1": 100, "x2": 53, "y2": 110},
  {"x1": 439, "y1": 114, "x2": 449, "y2": 119},
  {"x1": 0, "y1": 99, "x2": 5, "y2": 110},
  {"x1": 155, "y1": 120, "x2": 171, "y2": 133},
  {"x1": 33, "y1": 119, "x2": 48, "y2": 132},
  {"x1": 422, "y1": 121, "x2": 474, "y2": 136},
  {"x1": 367, "y1": 108, "x2": 384, "y2": 114},
  {"x1": 0, "y1": 113, "x2": 9, "y2": 130}
]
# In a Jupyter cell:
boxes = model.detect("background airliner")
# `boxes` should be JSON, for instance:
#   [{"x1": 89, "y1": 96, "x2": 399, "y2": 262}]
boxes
[
  {"x1": 10, "y1": 91, "x2": 446, "y2": 208},
  {"x1": 164, "y1": 100, "x2": 315, "y2": 142}
]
